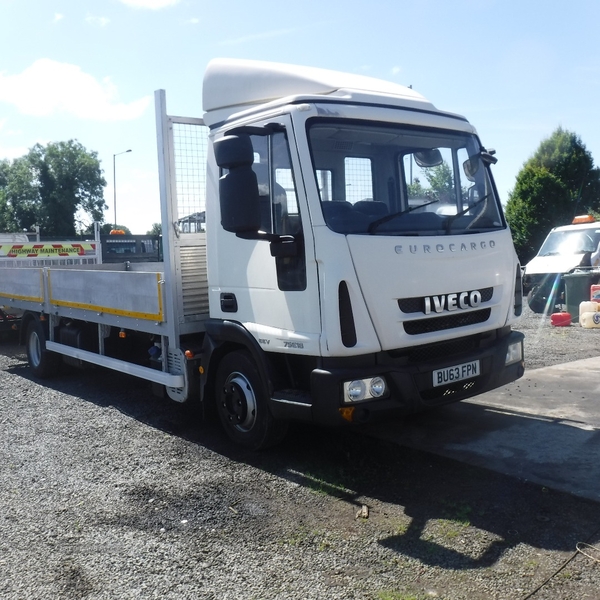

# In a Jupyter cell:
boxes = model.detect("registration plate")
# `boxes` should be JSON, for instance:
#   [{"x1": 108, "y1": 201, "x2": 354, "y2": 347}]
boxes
[{"x1": 432, "y1": 360, "x2": 480, "y2": 387}]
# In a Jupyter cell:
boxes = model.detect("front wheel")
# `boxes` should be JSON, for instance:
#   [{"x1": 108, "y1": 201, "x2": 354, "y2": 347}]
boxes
[
  {"x1": 25, "y1": 319, "x2": 59, "y2": 378},
  {"x1": 215, "y1": 350, "x2": 288, "y2": 450}
]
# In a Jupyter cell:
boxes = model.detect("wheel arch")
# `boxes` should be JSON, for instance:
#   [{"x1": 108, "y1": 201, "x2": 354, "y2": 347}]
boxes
[{"x1": 201, "y1": 319, "x2": 274, "y2": 408}]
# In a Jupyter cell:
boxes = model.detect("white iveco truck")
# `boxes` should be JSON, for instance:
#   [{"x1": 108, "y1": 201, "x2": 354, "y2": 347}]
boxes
[{"x1": 0, "y1": 59, "x2": 524, "y2": 449}]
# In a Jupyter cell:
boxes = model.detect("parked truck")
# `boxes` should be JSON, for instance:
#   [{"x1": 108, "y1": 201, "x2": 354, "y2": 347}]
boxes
[{"x1": 0, "y1": 59, "x2": 524, "y2": 448}]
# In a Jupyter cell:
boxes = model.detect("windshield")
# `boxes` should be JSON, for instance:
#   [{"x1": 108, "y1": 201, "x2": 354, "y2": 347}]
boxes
[
  {"x1": 537, "y1": 228, "x2": 600, "y2": 256},
  {"x1": 307, "y1": 120, "x2": 504, "y2": 236}
]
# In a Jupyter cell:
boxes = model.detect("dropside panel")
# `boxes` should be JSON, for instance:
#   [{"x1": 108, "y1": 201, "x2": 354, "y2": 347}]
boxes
[
  {"x1": 0, "y1": 268, "x2": 44, "y2": 305},
  {"x1": 47, "y1": 269, "x2": 164, "y2": 321}
]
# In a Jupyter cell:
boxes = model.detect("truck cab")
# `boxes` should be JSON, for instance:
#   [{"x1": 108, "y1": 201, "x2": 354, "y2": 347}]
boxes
[{"x1": 198, "y1": 59, "x2": 524, "y2": 446}]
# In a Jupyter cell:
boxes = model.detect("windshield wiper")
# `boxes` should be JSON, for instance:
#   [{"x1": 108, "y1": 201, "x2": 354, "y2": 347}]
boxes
[
  {"x1": 368, "y1": 199, "x2": 439, "y2": 234},
  {"x1": 444, "y1": 194, "x2": 491, "y2": 233}
]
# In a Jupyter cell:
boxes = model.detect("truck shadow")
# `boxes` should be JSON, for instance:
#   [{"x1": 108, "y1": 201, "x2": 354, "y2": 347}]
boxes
[
  {"x1": 4, "y1": 347, "x2": 600, "y2": 572},
  {"x1": 270, "y1": 420, "x2": 600, "y2": 570}
]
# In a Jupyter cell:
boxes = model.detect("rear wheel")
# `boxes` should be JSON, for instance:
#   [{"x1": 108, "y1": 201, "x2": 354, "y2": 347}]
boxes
[
  {"x1": 215, "y1": 350, "x2": 288, "y2": 450},
  {"x1": 25, "y1": 319, "x2": 59, "y2": 378}
]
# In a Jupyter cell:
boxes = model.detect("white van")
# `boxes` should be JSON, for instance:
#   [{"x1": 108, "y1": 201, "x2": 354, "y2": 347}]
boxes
[{"x1": 523, "y1": 216, "x2": 600, "y2": 312}]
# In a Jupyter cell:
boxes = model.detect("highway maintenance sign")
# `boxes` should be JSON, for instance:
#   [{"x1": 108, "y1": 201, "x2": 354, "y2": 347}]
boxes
[{"x1": 0, "y1": 243, "x2": 97, "y2": 258}]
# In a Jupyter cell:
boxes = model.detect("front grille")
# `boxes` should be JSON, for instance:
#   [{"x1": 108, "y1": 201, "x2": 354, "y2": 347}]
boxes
[
  {"x1": 404, "y1": 308, "x2": 491, "y2": 335},
  {"x1": 404, "y1": 336, "x2": 479, "y2": 363},
  {"x1": 398, "y1": 287, "x2": 494, "y2": 313}
]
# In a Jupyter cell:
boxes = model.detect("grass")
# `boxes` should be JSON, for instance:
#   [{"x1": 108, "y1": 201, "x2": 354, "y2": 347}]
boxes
[{"x1": 441, "y1": 500, "x2": 472, "y2": 526}]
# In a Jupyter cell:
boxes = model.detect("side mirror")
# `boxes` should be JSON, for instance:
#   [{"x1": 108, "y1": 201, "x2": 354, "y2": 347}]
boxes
[
  {"x1": 463, "y1": 157, "x2": 479, "y2": 182},
  {"x1": 463, "y1": 150, "x2": 499, "y2": 182},
  {"x1": 213, "y1": 135, "x2": 261, "y2": 234},
  {"x1": 214, "y1": 133, "x2": 254, "y2": 169}
]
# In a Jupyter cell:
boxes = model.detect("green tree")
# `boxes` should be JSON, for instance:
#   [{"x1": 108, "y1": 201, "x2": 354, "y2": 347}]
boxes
[
  {"x1": 147, "y1": 222, "x2": 162, "y2": 235},
  {"x1": 505, "y1": 165, "x2": 569, "y2": 262},
  {"x1": 1, "y1": 157, "x2": 38, "y2": 232},
  {"x1": 0, "y1": 141, "x2": 107, "y2": 236},
  {"x1": 408, "y1": 162, "x2": 459, "y2": 202},
  {"x1": 506, "y1": 127, "x2": 600, "y2": 263},
  {"x1": 407, "y1": 176, "x2": 425, "y2": 198},
  {"x1": 0, "y1": 160, "x2": 18, "y2": 231},
  {"x1": 422, "y1": 161, "x2": 454, "y2": 195}
]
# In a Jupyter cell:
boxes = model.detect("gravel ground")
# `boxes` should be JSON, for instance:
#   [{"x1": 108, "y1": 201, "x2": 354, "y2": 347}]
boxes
[{"x1": 1, "y1": 307, "x2": 600, "y2": 600}]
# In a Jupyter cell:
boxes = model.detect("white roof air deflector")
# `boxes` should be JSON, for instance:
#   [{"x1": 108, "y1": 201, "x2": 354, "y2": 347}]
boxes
[{"x1": 202, "y1": 58, "x2": 437, "y2": 127}]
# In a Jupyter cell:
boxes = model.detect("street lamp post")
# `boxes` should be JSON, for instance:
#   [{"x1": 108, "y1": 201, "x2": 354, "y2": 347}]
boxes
[{"x1": 113, "y1": 149, "x2": 132, "y2": 228}]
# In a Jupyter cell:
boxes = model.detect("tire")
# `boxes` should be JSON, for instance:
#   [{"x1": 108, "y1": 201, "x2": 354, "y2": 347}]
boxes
[
  {"x1": 215, "y1": 350, "x2": 288, "y2": 450},
  {"x1": 25, "y1": 319, "x2": 59, "y2": 379},
  {"x1": 527, "y1": 284, "x2": 560, "y2": 314}
]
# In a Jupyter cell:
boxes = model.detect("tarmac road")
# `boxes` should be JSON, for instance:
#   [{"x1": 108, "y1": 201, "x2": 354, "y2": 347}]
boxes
[{"x1": 364, "y1": 356, "x2": 600, "y2": 503}]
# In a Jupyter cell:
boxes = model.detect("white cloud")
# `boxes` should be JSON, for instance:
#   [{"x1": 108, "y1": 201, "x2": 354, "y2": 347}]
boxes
[
  {"x1": 53, "y1": 13, "x2": 64, "y2": 23},
  {"x1": 86, "y1": 14, "x2": 110, "y2": 27},
  {"x1": 0, "y1": 59, "x2": 150, "y2": 121},
  {"x1": 118, "y1": 0, "x2": 180, "y2": 8},
  {"x1": 0, "y1": 121, "x2": 29, "y2": 159},
  {"x1": 187, "y1": 17, "x2": 200, "y2": 24},
  {"x1": 391, "y1": 66, "x2": 402, "y2": 75},
  {"x1": 0, "y1": 143, "x2": 29, "y2": 160}
]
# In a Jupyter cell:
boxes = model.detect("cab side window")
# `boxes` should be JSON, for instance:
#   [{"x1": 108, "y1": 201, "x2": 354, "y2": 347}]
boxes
[{"x1": 249, "y1": 131, "x2": 306, "y2": 291}]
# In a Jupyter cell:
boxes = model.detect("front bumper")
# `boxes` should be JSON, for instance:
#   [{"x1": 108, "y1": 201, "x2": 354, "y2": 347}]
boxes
[{"x1": 307, "y1": 329, "x2": 524, "y2": 427}]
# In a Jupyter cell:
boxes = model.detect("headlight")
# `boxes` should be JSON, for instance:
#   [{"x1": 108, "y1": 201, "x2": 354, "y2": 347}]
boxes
[
  {"x1": 343, "y1": 376, "x2": 388, "y2": 403},
  {"x1": 505, "y1": 341, "x2": 523, "y2": 366}
]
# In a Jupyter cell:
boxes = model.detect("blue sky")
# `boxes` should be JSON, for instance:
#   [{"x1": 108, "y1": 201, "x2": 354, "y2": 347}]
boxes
[{"x1": 1, "y1": 0, "x2": 599, "y2": 233}]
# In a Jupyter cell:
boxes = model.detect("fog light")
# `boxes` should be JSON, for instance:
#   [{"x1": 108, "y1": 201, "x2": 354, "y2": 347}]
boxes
[
  {"x1": 369, "y1": 376, "x2": 386, "y2": 398},
  {"x1": 343, "y1": 376, "x2": 388, "y2": 403},
  {"x1": 347, "y1": 380, "x2": 366, "y2": 402},
  {"x1": 505, "y1": 341, "x2": 523, "y2": 366}
]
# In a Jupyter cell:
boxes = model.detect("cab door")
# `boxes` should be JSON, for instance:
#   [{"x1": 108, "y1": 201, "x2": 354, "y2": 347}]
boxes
[{"x1": 208, "y1": 116, "x2": 321, "y2": 355}]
